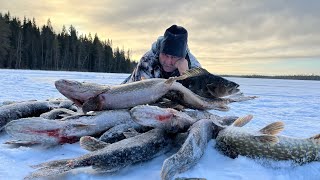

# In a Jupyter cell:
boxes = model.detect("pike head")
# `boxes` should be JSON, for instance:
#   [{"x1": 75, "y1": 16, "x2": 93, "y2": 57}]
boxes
[{"x1": 55, "y1": 79, "x2": 110, "y2": 106}]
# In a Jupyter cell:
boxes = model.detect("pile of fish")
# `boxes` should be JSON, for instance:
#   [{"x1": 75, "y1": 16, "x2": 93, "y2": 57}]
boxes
[
  {"x1": 1, "y1": 67, "x2": 318, "y2": 180},
  {"x1": 54, "y1": 67, "x2": 253, "y2": 113}
]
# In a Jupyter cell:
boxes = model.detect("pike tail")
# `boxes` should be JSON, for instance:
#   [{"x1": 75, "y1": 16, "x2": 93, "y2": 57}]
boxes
[{"x1": 25, "y1": 159, "x2": 75, "y2": 179}]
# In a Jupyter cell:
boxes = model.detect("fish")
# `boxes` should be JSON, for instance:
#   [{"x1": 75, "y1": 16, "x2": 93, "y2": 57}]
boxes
[
  {"x1": 55, "y1": 68, "x2": 240, "y2": 113},
  {"x1": 177, "y1": 68, "x2": 240, "y2": 98},
  {"x1": 161, "y1": 119, "x2": 214, "y2": 180},
  {"x1": 0, "y1": 101, "x2": 55, "y2": 130},
  {"x1": 130, "y1": 105, "x2": 198, "y2": 133},
  {"x1": 99, "y1": 107, "x2": 230, "y2": 144},
  {"x1": 25, "y1": 128, "x2": 172, "y2": 179},
  {"x1": 130, "y1": 105, "x2": 239, "y2": 133},
  {"x1": 98, "y1": 123, "x2": 148, "y2": 144},
  {"x1": 80, "y1": 128, "x2": 142, "y2": 152},
  {"x1": 55, "y1": 99, "x2": 78, "y2": 111},
  {"x1": 40, "y1": 108, "x2": 78, "y2": 119},
  {"x1": 84, "y1": 107, "x2": 237, "y2": 151},
  {"x1": 215, "y1": 115, "x2": 320, "y2": 164},
  {"x1": 4, "y1": 110, "x2": 132, "y2": 146},
  {"x1": 54, "y1": 81, "x2": 111, "y2": 107}
]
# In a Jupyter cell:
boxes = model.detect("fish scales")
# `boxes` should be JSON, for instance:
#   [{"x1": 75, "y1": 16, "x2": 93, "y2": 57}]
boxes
[
  {"x1": 5, "y1": 110, "x2": 132, "y2": 146},
  {"x1": 0, "y1": 101, "x2": 54, "y2": 130},
  {"x1": 216, "y1": 118, "x2": 320, "y2": 164},
  {"x1": 26, "y1": 128, "x2": 172, "y2": 179},
  {"x1": 55, "y1": 68, "x2": 255, "y2": 113}
]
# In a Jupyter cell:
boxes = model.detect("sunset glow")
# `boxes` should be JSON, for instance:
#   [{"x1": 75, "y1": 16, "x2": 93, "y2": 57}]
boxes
[{"x1": 1, "y1": 0, "x2": 319, "y2": 75}]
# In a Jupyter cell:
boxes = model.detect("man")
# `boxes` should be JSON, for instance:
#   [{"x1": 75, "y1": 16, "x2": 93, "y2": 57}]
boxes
[{"x1": 122, "y1": 25, "x2": 201, "y2": 84}]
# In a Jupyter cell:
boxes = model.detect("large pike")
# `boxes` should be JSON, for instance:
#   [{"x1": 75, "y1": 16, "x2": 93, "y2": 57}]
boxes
[
  {"x1": 130, "y1": 105, "x2": 238, "y2": 180},
  {"x1": 4, "y1": 110, "x2": 134, "y2": 146},
  {"x1": 130, "y1": 105, "x2": 238, "y2": 133},
  {"x1": 130, "y1": 105, "x2": 197, "y2": 133},
  {"x1": 177, "y1": 68, "x2": 240, "y2": 98},
  {"x1": 161, "y1": 119, "x2": 214, "y2": 180},
  {"x1": 215, "y1": 115, "x2": 320, "y2": 164},
  {"x1": 25, "y1": 128, "x2": 172, "y2": 179},
  {"x1": 55, "y1": 68, "x2": 251, "y2": 113},
  {"x1": 0, "y1": 101, "x2": 55, "y2": 131}
]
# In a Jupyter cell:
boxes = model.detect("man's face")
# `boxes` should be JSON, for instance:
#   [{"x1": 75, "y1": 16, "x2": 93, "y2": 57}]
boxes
[{"x1": 159, "y1": 53, "x2": 183, "y2": 72}]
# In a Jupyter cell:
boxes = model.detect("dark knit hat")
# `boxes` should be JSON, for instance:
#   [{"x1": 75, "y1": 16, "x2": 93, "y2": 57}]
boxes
[{"x1": 160, "y1": 25, "x2": 188, "y2": 58}]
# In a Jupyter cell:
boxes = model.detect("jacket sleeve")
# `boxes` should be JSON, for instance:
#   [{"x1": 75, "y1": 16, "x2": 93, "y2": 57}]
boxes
[
  {"x1": 187, "y1": 48, "x2": 201, "y2": 68},
  {"x1": 122, "y1": 50, "x2": 159, "y2": 84}
]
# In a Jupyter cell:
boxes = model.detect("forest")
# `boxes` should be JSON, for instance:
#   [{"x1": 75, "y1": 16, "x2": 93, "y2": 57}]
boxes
[{"x1": 0, "y1": 12, "x2": 137, "y2": 73}]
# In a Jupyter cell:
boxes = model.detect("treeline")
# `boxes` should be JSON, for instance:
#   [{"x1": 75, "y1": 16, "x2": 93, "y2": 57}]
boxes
[
  {"x1": 0, "y1": 12, "x2": 137, "y2": 73},
  {"x1": 223, "y1": 74, "x2": 320, "y2": 81}
]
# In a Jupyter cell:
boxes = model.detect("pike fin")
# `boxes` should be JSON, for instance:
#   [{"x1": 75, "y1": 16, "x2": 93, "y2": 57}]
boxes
[
  {"x1": 165, "y1": 67, "x2": 209, "y2": 84},
  {"x1": 61, "y1": 114, "x2": 95, "y2": 121},
  {"x1": 80, "y1": 136, "x2": 109, "y2": 151},
  {"x1": 309, "y1": 134, "x2": 320, "y2": 143},
  {"x1": 165, "y1": 77, "x2": 176, "y2": 85},
  {"x1": 253, "y1": 135, "x2": 279, "y2": 145},
  {"x1": 180, "y1": 67, "x2": 209, "y2": 77},
  {"x1": 123, "y1": 128, "x2": 140, "y2": 138},
  {"x1": 73, "y1": 123, "x2": 96, "y2": 128},
  {"x1": 5, "y1": 140, "x2": 40, "y2": 146},
  {"x1": 82, "y1": 95, "x2": 102, "y2": 114},
  {"x1": 26, "y1": 159, "x2": 74, "y2": 179},
  {"x1": 232, "y1": 115, "x2": 253, "y2": 127},
  {"x1": 259, "y1": 122, "x2": 284, "y2": 135}
]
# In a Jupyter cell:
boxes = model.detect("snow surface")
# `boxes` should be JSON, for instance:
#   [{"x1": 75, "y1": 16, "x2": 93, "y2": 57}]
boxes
[{"x1": 0, "y1": 69, "x2": 319, "y2": 180}]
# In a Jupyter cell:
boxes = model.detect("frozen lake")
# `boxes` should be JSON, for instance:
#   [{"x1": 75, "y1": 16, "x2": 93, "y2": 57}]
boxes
[{"x1": 0, "y1": 69, "x2": 319, "y2": 180}]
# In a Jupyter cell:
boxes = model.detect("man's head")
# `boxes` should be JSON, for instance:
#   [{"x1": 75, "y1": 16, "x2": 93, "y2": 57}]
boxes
[{"x1": 159, "y1": 25, "x2": 188, "y2": 72}]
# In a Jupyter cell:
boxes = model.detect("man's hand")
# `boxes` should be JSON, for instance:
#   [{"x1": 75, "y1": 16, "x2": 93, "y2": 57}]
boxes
[{"x1": 174, "y1": 58, "x2": 189, "y2": 75}]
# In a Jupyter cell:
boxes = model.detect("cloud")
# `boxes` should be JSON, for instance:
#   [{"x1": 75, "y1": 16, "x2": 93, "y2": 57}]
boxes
[{"x1": 1, "y1": 0, "x2": 319, "y2": 74}]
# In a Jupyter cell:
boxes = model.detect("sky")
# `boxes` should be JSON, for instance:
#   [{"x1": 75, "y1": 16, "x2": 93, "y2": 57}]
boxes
[{"x1": 0, "y1": 0, "x2": 319, "y2": 75}]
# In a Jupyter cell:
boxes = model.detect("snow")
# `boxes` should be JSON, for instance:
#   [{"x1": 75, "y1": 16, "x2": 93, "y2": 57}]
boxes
[{"x1": 0, "y1": 69, "x2": 320, "y2": 180}]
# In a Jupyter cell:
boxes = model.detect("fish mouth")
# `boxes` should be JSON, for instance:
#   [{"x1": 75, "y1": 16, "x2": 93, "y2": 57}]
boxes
[
  {"x1": 229, "y1": 88, "x2": 240, "y2": 95},
  {"x1": 55, "y1": 79, "x2": 93, "y2": 106},
  {"x1": 226, "y1": 83, "x2": 240, "y2": 95}
]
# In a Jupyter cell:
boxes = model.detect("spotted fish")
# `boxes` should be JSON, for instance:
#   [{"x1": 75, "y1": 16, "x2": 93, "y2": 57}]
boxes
[{"x1": 215, "y1": 115, "x2": 320, "y2": 164}]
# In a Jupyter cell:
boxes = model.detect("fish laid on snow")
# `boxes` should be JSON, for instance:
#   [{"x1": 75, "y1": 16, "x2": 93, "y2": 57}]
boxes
[
  {"x1": 130, "y1": 105, "x2": 238, "y2": 133},
  {"x1": 25, "y1": 128, "x2": 172, "y2": 179},
  {"x1": 161, "y1": 119, "x2": 214, "y2": 180},
  {"x1": 130, "y1": 105, "x2": 197, "y2": 133},
  {"x1": 55, "y1": 68, "x2": 246, "y2": 113},
  {"x1": 5, "y1": 110, "x2": 132, "y2": 146},
  {"x1": 0, "y1": 101, "x2": 55, "y2": 130},
  {"x1": 80, "y1": 128, "x2": 143, "y2": 152},
  {"x1": 39, "y1": 108, "x2": 78, "y2": 119},
  {"x1": 98, "y1": 123, "x2": 149, "y2": 143},
  {"x1": 177, "y1": 68, "x2": 239, "y2": 98},
  {"x1": 215, "y1": 115, "x2": 320, "y2": 164},
  {"x1": 97, "y1": 107, "x2": 230, "y2": 144},
  {"x1": 130, "y1": 105, "x2": 238, "y2": 180}
]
